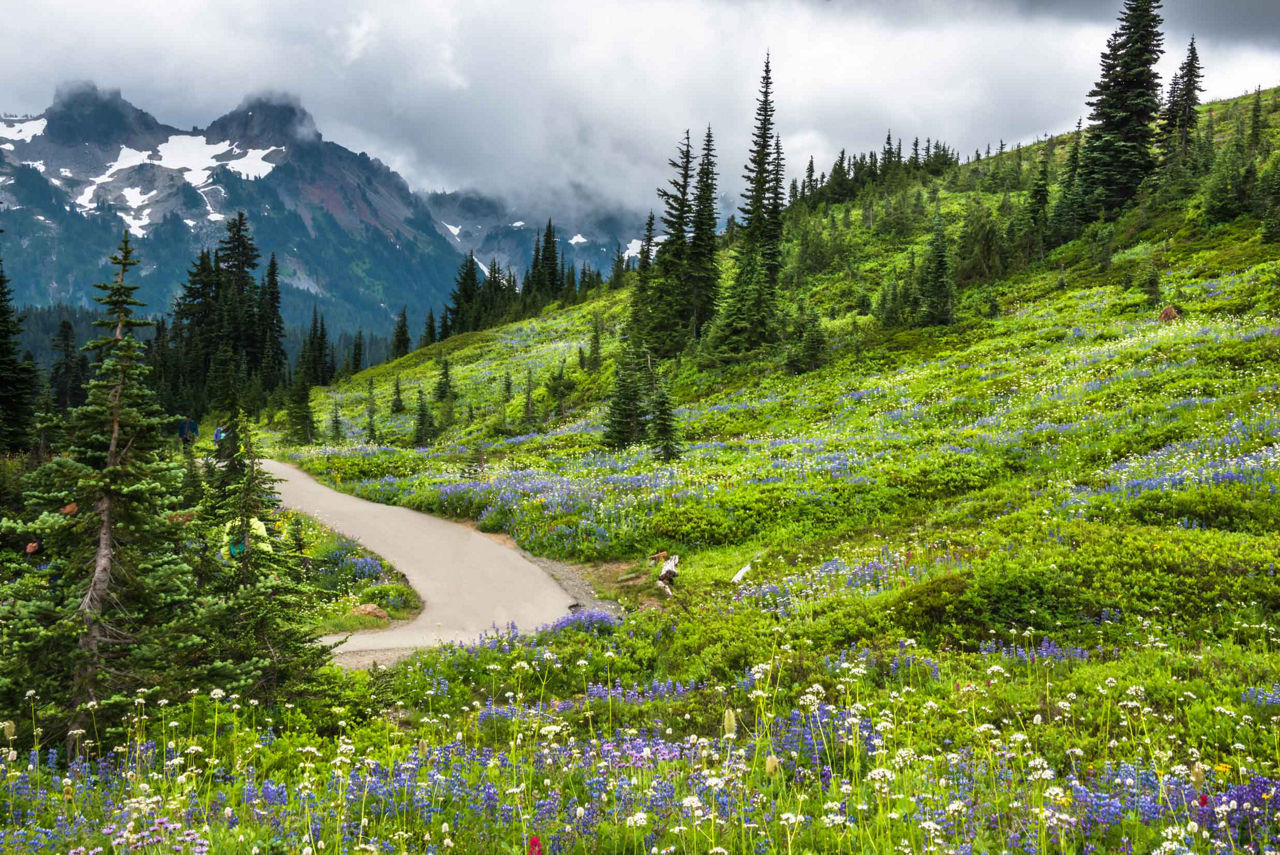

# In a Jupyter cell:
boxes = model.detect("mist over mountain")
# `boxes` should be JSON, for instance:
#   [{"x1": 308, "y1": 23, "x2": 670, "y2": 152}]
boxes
[{"x1": 0, "y1": 84, "x2": 639, "y2": 333}]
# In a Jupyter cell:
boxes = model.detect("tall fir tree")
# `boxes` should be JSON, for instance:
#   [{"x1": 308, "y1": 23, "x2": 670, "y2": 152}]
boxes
[
  {"x1": 196, "y1": 430, "x2": 326, "y2": 694},
  {"x1": 651, "y1": 130, "x2": 695, "y2": 355},
  {"x1": 704, "y1": 56, "x2": 779, "y2": 359},
  {"x1": 391, "y1": 306, "x2": 411, "y2": 359},
  {"x1": 1158, "y1": 37, "x2": 1203, "y2": 162},
  {"x1": 413, "y1": 388, "x2": 436, "y2": 446},
  {"x1": 1051, "y1": 120, "x2": 1088, "y2": 243},
  {"x1": 687, "y1": 125, "x2": 721, "y2": 338},
  {"x1": 625, "y1": 213, "x2": 658, "y2": 353},
  {"x1": 447, "y1": 253, "x2": 482, "y2": 334},
  {"x1": 920, "y1": 216, "x2": 955, "y2": 326},
  {"x1": 587, "y1": 312, "x2": 604, "y2": 372},
  {"x1": 286, "y1": 373, "x2": 314, "y2": 444},
  {"x1": 0, "y1": 249, "x2": 35, "y2": 453},
  {"x1": 329, "y1": 400, "x2": 343, "y2": 442},
  {"x1": 433, "y1": 356, "x2": 453, "y2": 402},
  {"x1": 647, "y1": 376, "x2": 680, "y2": 462},
  {"x1": 1026, "y1": 146, "x2": 1052, "y2": 257},
  {"x1": 391, "y1": 374, "x2": 406, "y2": 413},
  {"x1": 602, "y1": 346, "x2": 645, "y2": 450},
  {"x1": 1080, "y1": 0, "x2": 1165, "y2": 215},
  {"x1": 421, "y1": 309, "x2": 438, "y2": 348},
  {"x1": 49, "y1": 318, "x2": 88, "y2": 412},
  {"x1": 257, "y1": 253, "x2": 287, "y2": 391},
  {"x1": 351, "y1": 330, "x2": 365, "y2": 373},
  {"x1": 20, "y1": 233, "x2": 189, "y2": 722}
]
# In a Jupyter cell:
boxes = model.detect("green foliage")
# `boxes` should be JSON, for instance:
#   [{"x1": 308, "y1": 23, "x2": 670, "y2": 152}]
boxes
[{"x1": 0, "y1": 252, "x2": 35, "y2": 453}]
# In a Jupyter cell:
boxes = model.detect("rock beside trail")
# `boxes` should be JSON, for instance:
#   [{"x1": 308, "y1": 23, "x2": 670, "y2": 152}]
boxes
[{"x1": 351, "y1": 603, "x2": 389, "y2": 620}]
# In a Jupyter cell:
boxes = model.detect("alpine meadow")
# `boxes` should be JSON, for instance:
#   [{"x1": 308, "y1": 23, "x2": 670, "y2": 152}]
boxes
[{"x1": 3, "y1": 1, "x2": 1280, "y2": 853}]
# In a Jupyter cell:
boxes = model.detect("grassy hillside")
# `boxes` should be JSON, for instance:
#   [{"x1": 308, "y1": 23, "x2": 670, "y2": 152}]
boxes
[
  {"x1": 10, "y1": 89, "x2": 1280, "y2": 854},
  {"x1": 288, "y1": 88, "x2": 1280, "y2": 589}
]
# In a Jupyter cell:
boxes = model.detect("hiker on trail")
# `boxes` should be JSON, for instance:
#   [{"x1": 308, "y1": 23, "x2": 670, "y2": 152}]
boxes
[
  {"x1": 178, "y1": 415, "x2": 199, "y2": 445},
  {"x1": 213, "y1": 422, "x2": 233, "y2": 460}
]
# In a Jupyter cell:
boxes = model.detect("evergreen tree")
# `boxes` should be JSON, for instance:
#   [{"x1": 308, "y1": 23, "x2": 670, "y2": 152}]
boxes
[
  {"x1": 1203, "y1": 113, "x2": 1257, "y2": 223},
  {"x1": 391, "y1": 374, "x2": 406, "y2": 413},
  {"x1": 603, "y1": 347, "x2": 645, "y2": 450},
  {"x1": 1050, "y1": 120, "x2": 1088, "y2": 243},
  {"x1": 647, "y1": 376, "x2": 680, "y2": 462},
  {"x1": 413, "y1": 388, "x2": 436, "y2": 446},
  {"x1": 49, "y1": 318, "x2": 88, "y2": 412},
  {"x1": 1080, "y1": 0, "x2": 1165, "y2": 215},
  {"x1": 447, "y1": 253, "x2": 481, "y2": 334},
  {"x1": 217, "y1": 213, "x2": 262, "y2": 371},
  {"x1": 703, "y1": 56, "x2": 779, "y2": 359},
  {"x1": 0, "y1": 250, "x2": 35, "y2": 452},
  {"x1": 421, "y1": 309, "x2": 438, "y2": 348},
  {"x1": 196, "y1": 430, "x2": 326, "y2": 694},
  {"x1": 1246, "y1": 87, "x2": 1266, "y2": 156},
  {"x1": 522, "y1": 367, "x2": 536, "y2": 427},
  {"x1": 956, "y1": 198, "x2": 1005, "y2": 286},
  {"x1": 799, "y1": 306, "x2": 828, "y2": 372},
  {"x1": 763, "y1": 134, "x2": 786, "y2": 289},
  {"x1": 1026, "y1": 146, "x2": 1052, "y2": 257},
  {"x1": 329, "y1": 400, "x2": 343, "y2": 442},
  {"x1": 625, "y1": 213, "x2": 657, "y2": 353},
  {"x1": 351, "y1": 330, "x2": 365, "y2": 373},
  {"x1": 4, "y1": 232, "x2": 189, "y2": 725},
  {"x1": 391, "y1": 306, "x2": 411, "y2": 359},
  {"x1": 433, "y1": 356, "x2": 453, "y2": 402},
  {"x1": 1158, "y1": 37, "x2": 1203, "y2": 162},
  {"x1": 920, "y1": 216, "x2": 955, "y2": 326},
  {"x1": 650, "y1": 131, "x2": 695, "y2": 355},
  {"x1": 609, "y1": 244, "x2": 627, "y2": 289},
  {"x1": 544, "y1": 359, "x2": 577, "y2": 418},
  {"x1": 687, "y1": 125, "x2": 721, "y2": 337},
  {"x1": 257, "y1": 253, "x2": 287, "y2": 391},
  {"x1": 587, "y1": 312, "x2": 604, "y2": 372},
  {"x1": 285, "y1": 374, "x2": 314, "y2": 444},
  {"x1": 1260, "y1": 154, "x2": 1280, "y2": 243}
]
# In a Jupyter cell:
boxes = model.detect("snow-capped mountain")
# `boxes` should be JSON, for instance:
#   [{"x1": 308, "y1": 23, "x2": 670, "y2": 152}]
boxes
[{"x1": 0, "y1": 84, "x2": 462, "y2": 332}]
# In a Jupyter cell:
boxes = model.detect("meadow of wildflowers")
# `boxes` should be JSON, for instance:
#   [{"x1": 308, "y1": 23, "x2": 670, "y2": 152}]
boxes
[{"x1": 5, "y1": 93, "x2": 1280, "y2": 854}]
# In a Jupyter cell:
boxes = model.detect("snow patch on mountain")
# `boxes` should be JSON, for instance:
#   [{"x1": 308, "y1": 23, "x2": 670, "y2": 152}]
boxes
[
  {"x1": 623, "y1": 238, "x2": 643, "y2": 259},
  {"x1": 120, "y1": 208, "x2": 151, "y2": 237},
  {"x1": 510, "y1": 220, "x2": 525, "y2": 227},
  {"x1": 224, "y1": 146, "x2": 283, "y2": 180},
  {"x1": 156, "y1": 135, "x2": 234, "y2": 185},
  {"x1": 569, "y1": 233, "x2": 587, "y2": 245},
  {"x1": 121, "y1": 187, "x2": 156, "y2": 209},
  {"x1": 443, "y1": 222, "x2": 462, "y2": 239},
  {"x1": 476, "y1": 259, "x2": 489, "y2": 276},
  {"x1": 21, "y1": 161, "x2": 45, "y2": 172},
  {"x1": 0, "y1": 118, "x2": 46, "y2": 143}
]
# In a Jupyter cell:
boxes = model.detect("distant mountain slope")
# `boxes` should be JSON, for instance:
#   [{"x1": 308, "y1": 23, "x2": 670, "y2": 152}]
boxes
[
  {"x1": 424, "y1": 188, "x2": 647, "y2": 276},
  {"x1": 0, "y1": 84, "x2": 463, "y2": 332}
]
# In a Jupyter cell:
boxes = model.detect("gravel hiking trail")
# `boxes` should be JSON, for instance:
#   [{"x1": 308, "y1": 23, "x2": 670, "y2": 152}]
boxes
[{"x1": 262, "y1": 459, "x2": 602, "y2": 668}]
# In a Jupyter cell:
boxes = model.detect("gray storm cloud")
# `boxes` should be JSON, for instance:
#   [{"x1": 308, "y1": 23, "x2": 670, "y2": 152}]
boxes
[{"x1": 0, "y1": 0, "x2": 1276, "y2": 216}]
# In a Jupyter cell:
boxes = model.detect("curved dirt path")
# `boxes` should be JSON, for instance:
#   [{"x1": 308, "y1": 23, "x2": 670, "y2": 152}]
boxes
[{"x1": 262, "y1": 459, "x2": 590, "y2": 667}]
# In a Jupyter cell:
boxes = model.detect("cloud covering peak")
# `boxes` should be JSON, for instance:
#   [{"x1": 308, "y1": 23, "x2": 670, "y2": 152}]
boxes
[{"x1": 2, "y1": 0, "x2": 1276, "y2": 213}]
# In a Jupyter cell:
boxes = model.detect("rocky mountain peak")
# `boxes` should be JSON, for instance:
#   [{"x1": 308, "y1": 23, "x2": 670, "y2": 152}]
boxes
[
  {"x1": 207, "y1": 94, "x2": 321, "y2": 148},
  {"x1": 42, "y1": 82, "x2": 174, "y2": 149}
]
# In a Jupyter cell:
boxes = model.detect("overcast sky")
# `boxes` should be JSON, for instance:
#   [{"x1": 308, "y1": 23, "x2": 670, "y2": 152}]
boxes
[{"x1": 2, "y1": 0, "x2": 1277, "y2": 215}]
